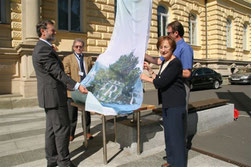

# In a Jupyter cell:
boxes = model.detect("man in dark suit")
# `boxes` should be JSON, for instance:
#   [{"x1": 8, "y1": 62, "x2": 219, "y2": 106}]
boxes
[{"x1": 32, "y1": 19, "x2": 87, "y2": 167}]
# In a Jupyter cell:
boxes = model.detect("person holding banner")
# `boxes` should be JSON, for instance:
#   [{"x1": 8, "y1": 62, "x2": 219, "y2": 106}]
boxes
[
  {"x1": 32, "y1": 20, "x2": 88, "y2": 167},
  {"x1": 141, "y1": 36, "x2": 186, "y2": 167},
  {"x1": 145, "y1": 20, "x2": 193, "y2": 162},
  {"x1": 63, "y1": 38, "x2": 93, "y2": 141}
]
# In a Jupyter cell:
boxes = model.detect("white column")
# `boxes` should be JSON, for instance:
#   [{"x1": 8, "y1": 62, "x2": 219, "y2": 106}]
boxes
[{"x1": 22, "y1": 0, "x2": 40, "y2": 43}]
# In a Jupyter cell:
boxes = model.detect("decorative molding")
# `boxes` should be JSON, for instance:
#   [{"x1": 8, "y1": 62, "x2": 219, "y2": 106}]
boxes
[
  {"x1": 10, "y1": 2, "x2": 21, "y2": 13},
  {"x1": 11, "y1": 22, "x2": 22, "y2": 30},
  {"x1": 11, "y1": 13, "x2": 21, "y2": 21}
]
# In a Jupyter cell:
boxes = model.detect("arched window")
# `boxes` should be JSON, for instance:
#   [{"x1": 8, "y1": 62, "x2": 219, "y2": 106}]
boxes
[
  {"x1": 189, "y1": 13, "x2": 197, "y2": 45},
  {"x1": 243, "y1": 24, "x2": 248, "y2": 50},
  {"x1": 157, "y1": 5, "x2": 168, "y2": 37},
  {"x1": 226, "y1": 18, "x2": 232, "y2": 48}
]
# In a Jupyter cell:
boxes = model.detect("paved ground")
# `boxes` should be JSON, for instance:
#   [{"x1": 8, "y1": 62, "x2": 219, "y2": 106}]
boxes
[
  {"x1": 143, "y1": 85, "x2": 251, "y2": 166},
  {"x1": 0, "y1": 107, "x2": 237, "y2": 167},
  {"x1": 0, "y1": 84, "x2": 250, "y2": 167}
]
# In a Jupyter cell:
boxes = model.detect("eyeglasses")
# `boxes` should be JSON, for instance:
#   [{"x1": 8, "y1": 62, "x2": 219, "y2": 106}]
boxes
[
  {"x1": 167, "y1": 32, "x2": 173, "y2": 36},
  {"x1": 74, "y1": 45, "x2": 83, "y2": 49}
]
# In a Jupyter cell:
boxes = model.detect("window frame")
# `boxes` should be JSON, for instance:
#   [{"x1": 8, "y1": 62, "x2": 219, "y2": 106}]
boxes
[
  {"x1": 189, "y1": 13, "x2": 197, "y2": 46},
  {"x1": 194, "y1": 68, "x2": 204, "y2": 76},
  {"x1": 157, "y1": 5, "x2": 168, "y2": 37},
  {"x1": 114, "y1": 0, "x2": 117, "y2": 20},
  {"x1": 203, "y1": 68, "x2": 214, "y2": 75},
  {"x1": 226, "y1": 18, "x2": 232, "y2": 48},
  {"x1": 0, "y1": 0, "x2": 6, "y2": 23},
  {"x1": 57, "y1": 0, "x2": 83, "y2": 32}
]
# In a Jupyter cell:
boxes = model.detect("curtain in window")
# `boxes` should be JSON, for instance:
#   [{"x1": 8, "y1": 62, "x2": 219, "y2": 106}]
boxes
[
  {"x1": 226, "y1": 19, "x2": 231, "y2": 47},
  {"x1": 72, "y1": 0, "x2": 152, "y2": 115},
  {"x1": 189, "y1": 14, "x2": 197, "y2": 45},
  {"x1": 243, "y1": 24, "x2": 247, "y2": 50}
]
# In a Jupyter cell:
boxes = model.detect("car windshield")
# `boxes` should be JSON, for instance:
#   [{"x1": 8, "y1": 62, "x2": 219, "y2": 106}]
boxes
[{"x1": 236, "y1": 68, "x2": 251, "y2": 74}]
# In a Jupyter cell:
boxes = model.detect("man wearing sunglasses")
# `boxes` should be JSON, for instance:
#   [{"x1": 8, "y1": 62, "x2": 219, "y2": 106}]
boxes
[{"x1": 63, "y1": 38, "x2": 93, "y2": 142}]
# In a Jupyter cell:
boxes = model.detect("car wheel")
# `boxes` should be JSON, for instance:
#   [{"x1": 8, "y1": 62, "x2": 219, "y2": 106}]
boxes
[{"x1": 213, "y1": 80, "x2": 220, "y2": 89}]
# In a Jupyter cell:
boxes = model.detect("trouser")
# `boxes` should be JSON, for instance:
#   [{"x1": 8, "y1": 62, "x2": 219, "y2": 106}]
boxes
[
  {"x1": 67, "y1": 98, "x2": 91, "y2": 136},
  {"x1": 162, "y1": 106, "x2": 186, "y2": 167},
  {"x1": 45, "y1": 106, "x2": 71, "y2": 167},
  {"x1": 184, "y1": 82, "x2": 190, "y2": 143}
]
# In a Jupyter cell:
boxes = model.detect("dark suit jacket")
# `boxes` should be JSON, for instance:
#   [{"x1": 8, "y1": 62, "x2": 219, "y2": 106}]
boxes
[
  {"x1": 153, "y1": 58, "x2": 186, "y2": 108},
  {"x1": 32, "y1": 40, "x2": 77, "y2": 108}
]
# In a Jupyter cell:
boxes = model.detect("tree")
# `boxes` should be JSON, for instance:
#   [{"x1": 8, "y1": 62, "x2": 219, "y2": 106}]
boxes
[{"x1": 87, "y1": 51, "x2": 141, "y2": 104}]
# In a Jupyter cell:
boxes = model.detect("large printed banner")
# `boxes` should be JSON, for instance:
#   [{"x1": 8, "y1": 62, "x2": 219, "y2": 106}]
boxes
[{"x1": 72, "y1": 0, "x2": 152, "y2": 115}]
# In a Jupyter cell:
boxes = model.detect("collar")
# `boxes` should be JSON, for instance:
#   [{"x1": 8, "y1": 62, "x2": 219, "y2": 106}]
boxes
[
  {"x1": 74, "y1": 52, "x2": 83, "y2": 59},
  {"x1": 39, "y1": 38, "x2": 52, "y2": 47},
  {"x1": 176, "y1": 38, "x2": 184, "y2": 45}
]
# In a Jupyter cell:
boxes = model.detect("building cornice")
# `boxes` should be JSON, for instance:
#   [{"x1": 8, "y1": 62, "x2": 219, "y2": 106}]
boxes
[
  {"x1": 224, "y1": 0, "x2": 251, "y2": 10},
  {"x1": 194, "y1": 58, "x2": 251, "y2": 65}
]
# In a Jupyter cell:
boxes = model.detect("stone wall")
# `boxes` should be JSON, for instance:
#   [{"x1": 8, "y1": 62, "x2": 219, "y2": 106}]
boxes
[{"x1": 10, "y1": 0, "x2": 22, "y2": 47}]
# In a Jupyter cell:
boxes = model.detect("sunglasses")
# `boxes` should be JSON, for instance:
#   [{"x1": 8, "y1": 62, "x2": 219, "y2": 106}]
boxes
[
  {"x1": 74, "y1": 45, "x2": 83, "y2": 49},
  {"x1": 167, "y1": 32, "x2": 173, "y2": 35}
]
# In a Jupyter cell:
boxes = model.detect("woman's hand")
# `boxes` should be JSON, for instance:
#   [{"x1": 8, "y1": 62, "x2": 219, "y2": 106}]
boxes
[{"x1": 140, "y1": 73, "x2": 148, "y2": 81}]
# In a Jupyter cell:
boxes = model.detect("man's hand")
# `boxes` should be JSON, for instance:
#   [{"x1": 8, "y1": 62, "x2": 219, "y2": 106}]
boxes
[
  {"x1": 145, "y1": 54, "x2": 162, "y2": 65},
  {"x1": 143, "y1": 61, "x2": 151, "y2": 71},
  {"x1": 182, "y1": 69, "x2": 192, "y2": 78},
  {"x1": 78, "y1": 85, "x2": 88, "y2": 94}
]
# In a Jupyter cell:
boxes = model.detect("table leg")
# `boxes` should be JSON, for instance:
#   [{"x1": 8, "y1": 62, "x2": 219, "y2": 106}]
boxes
[
  {"x1": 102, "y1": 115, "x2": 107, "y2": 164},
  {"x1": 137, "y1": 111, "x2": 141, "y2": 155},
  {"x1": 114, "y1": 116, "x2": 117, "y2": 143},
  {"x1": 130, "y1": 113, "x2": 136, "y2": 123},
  {"x1": 82, "y1": 109, "x2": 88, "y2": 148}
]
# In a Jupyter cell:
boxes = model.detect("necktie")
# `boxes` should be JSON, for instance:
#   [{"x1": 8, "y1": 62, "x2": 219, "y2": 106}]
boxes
[{"x1": 79, "y1": 54, "x2": 86, "y2": 81}]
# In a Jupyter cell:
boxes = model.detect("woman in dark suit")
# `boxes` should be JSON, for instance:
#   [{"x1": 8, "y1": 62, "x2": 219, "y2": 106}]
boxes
[{"x1": 141, "y1": 36, "x2": 186, "y2": 167}]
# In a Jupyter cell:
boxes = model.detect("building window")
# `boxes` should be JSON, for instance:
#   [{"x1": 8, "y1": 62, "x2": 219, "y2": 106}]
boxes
[
  {"x1": 58, "y1": 0, "x2": 81, "y2": 32},
  {"x1": 157, "y1": 5, "x2": 168, "y2": 37},
  {"x1": 114, "y1": 0, "x2": 117, "y2": 20},
  {"x1": 0, "y1": 0, "x2": 6, "y2": 23},
  {"x1": 189, "y1": 13, "x2": 197, "y2": 45},
  {"x1": 226, "y1": 18, "x2": 232, "y2": 48},
  {"x1": 243, "y1": 24, "x2": 248, "y2": 50}
]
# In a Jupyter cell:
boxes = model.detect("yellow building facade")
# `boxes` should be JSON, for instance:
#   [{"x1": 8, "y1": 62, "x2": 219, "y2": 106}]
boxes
[{"x1": 0, "y1": 0, "x2": 250, "y2": 99}]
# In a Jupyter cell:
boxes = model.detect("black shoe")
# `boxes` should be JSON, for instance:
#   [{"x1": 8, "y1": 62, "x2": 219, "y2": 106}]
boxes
[
  {"x1": 163, "y1": 156, "x2": 167, "y2": 161},
  {"x1": 68, "y1": 162, "x2": 76, "y2": 167},
  {"x1": 47, "y1": 162, "x2": 57, "y2": 167}
]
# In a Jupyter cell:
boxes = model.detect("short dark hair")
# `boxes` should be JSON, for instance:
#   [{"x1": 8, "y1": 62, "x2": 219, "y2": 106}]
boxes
[
  {"x1": 156, "y1": 36, "x2": 176, "y2": 53},
  {"x1": 36, "y1": 20, "x2": 54, "y2": 37},
  {"x1": 167, "y1": 21, "x2": 184, "y2": 37}
]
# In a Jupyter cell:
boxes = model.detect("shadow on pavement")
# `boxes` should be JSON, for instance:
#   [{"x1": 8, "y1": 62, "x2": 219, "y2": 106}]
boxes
[{"x1": 216, "y1": 91, "x2": 251, "y2": 116}]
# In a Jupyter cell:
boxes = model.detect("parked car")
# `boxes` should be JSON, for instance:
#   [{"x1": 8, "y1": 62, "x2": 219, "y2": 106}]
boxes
[
  {"x1": 190, "y1": 67, "x2": 222, "y2": 90},
  {"x1": 228, "y1": 68, "x2": 251, "y2": 85}
]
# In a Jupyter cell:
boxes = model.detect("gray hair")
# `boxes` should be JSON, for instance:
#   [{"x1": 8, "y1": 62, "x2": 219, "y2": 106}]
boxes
[{"x1": 72, "y1": 38, "x2": 85, "y2": 47}]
